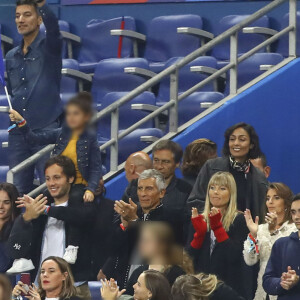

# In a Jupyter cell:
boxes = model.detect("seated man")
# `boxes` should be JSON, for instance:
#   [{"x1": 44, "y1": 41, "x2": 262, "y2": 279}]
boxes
[
  {"x1": 7, "y1": 156, "x2": 95, "y2": 299},
  {"x1": 123, "y1": 140, "x2": 192, "y2": 211},
  {"x1": 250, "y1": 152, "x2": 271, "y2": 179},
  {"x1": 103, "y1": 169, "x2": 184, "y2": 289},
  {"x1": 263, "y1": 194, "x2": 300, "y2": 300}
]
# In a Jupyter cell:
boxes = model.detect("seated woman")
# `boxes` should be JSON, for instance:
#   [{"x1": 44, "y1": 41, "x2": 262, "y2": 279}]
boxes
[
  {"x1": 12, "y1": 256, "x2": 81, "y2": 300},
  {"x1": 0, "y1": 183, "x2": 20, "y2": 272},
  {"x1": 126, "y1": 222, "x2": 193, "y2": 295},
  {"x1": 243, "y1": 182, "x2": 296, "y2": 300},
  {"x1": 172, "y1": 273, "x2": 245, "y2": 300},
  {"x1": 101, "y1": 270, "x2": 172, "y2": 300},
  {"x1": 188, "y1": 171, "x2": 248, "y2": 298}
]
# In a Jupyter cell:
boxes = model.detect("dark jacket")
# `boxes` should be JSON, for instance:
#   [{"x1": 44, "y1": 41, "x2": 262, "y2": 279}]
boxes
[
  {"x1": 187, "y1": 213, "x2": 249, "y2": 298},
  {"x1": 123, "y1": 176, "x2": 192, "y2": 211},
  {"x1": 19, "y1": 124, "x2": 102, "y2": 192},
  {"x1": 187, "y1": 157, "x2": 268, "y2": 220},
  {"x1": 211, "y1": 282, "x2": 245, "y2": 300},
  {"x1": 6, "y1": 4, "x2": 62, "y2": 131},
  {"x1": 7, "y1": 194, "x2": 96, "y2": 282},
  {"x1": 103, "y1": 203, "x2": 185, "y2": 289},
  {"x1": 263, "y1": 232, "x2": 300, "y2": 300}
]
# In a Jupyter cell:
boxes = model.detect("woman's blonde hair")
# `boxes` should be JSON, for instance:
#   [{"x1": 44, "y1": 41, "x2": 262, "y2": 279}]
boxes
[
  {"x1": 203, "y1": 171, "x2": 238, "y2": 231},
  {"x1": 38, "y1": 256, "x2": 77, "y2": 300},
  {"x1": 171, "y1": 273, "x2": 219, "y2": 300}
]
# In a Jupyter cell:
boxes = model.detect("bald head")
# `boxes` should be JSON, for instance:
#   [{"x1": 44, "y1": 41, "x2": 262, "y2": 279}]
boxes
[{"x1": 125, "y1": 152, "x2": 152, "y2": 182}]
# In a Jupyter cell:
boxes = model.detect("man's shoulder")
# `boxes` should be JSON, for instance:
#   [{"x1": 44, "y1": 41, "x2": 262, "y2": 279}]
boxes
[
  {"x1": 174, "y1": 178, "x2": 193, "y2": 193},
  {"x1": 5, "y1": 46, "x2": 20, "y2": 60}
]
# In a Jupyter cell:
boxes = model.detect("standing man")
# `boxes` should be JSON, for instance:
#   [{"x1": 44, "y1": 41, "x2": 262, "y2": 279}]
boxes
[
  {"x1": 6, "y1": 0, "x2": 63, "y2": 195},
  {"x1": 7, "y1": 156, "x2": 95, "y2": 299},
  {"x1": 263, "y1": 194, "x2": 300, "y2": 299}
]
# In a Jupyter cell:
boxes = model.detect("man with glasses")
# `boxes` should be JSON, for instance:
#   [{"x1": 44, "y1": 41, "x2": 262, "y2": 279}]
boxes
[{"x1": 122, "y1": 140, "x2": 192, "y2": 212}]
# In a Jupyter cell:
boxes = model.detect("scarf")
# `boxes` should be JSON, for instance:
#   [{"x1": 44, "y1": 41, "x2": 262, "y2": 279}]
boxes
[{"x1": 229, "y1": 155, "x2": 251, "y2": 174}]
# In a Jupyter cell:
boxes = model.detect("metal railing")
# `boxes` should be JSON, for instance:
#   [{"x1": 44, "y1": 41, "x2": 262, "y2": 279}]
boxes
[{"x1": 5, "y1": 0, "x2": 297, "y2": 195}]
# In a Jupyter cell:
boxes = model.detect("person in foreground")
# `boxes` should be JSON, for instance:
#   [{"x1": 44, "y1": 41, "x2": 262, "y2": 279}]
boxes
[
  {"x1": 263, "y1": 194, "x2": 300, "y2": 300},
  {"x1": 12, "y1": 256, "x2": 81, "y2": 300},
  {"x1": 100, "y1": 270, "x2": 172, "y2": 300},
  {"x1": 188, "y1": 171, "x2": 248, "y2": 297},
  {"x1": 188, "y1": 122, "x2": 268, "y2": 220},
  {"x1": 0, "y1": 274, "x2": 12, "y2": 300},
  {"x1": 171, "y1": 273, "x2": 245, "y2": 300},
  {"x1": 243, "y1": 183, "x2": 296, "y2": 300}
]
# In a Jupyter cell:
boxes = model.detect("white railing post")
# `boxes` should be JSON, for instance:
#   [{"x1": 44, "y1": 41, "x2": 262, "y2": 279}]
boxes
[
  {"x1": 289, "y1": 0, "x2": 297, "y2": 57},
  {"x1": 169, "y1": 69, "x2": 179, "y2": 133},
  {"x1": 110, "y1": 108, "x2": 119, "y2": 171},
  {"x1": 230, "y1": 32, "x2": 238, "y2": 95}
]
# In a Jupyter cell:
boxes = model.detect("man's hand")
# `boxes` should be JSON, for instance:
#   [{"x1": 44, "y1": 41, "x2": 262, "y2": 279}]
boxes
[
  {"x1": 23, "y1": 194, "x2": 48, "y2": 222},
  {"x1": 280, "y1": 266, "x2": 300, "y2": 290},
  {"x1": 97, "y1": 269, "x2": 106, "y2": 281},
  {"x1": 114, "y1": 198, "x2": 138, "y2": 223},
  {"x1": 9, "y1": 109, "x2": 23, "y2": 123}
]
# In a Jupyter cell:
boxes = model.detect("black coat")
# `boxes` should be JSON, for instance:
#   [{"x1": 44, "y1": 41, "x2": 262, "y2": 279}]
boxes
[
  {"x1": 187, "y1": 213, "x2": 248, "y2": 298},
  {"x1": 211, "y1": 282, "x2": 245, "y2": 300},
  {"x1": 7, "y1": 195, "x2": 96, "y2": 282},
  {"x1": 187, "y1": 157, "x2": 268, "y2": 220}
]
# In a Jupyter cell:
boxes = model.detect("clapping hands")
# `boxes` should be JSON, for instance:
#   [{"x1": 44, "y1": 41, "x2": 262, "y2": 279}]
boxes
[{"x1": 280, "y1": 266, "x2": 300, "y2": 290}]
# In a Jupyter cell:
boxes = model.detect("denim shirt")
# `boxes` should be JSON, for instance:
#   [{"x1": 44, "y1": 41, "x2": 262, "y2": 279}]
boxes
[
  {"x1": 19, "y1": 123, "x2": 102, "y2": 193},
  {"x1": 5, "y1": 5, "x2": 63, "y2": 131}
]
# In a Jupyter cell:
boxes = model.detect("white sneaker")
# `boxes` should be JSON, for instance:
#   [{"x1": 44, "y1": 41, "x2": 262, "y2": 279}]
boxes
[
  {"x1": 6, "y1": 258, "x2": 35, "y2": 274},
  {"x1": 63, "y1": 245, "x2": 79, "y2": 264}
]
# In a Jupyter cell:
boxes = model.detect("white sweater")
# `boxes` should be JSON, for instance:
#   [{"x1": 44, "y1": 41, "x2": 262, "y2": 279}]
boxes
[{"x1": 243, "y1": 221, "x2": 297, "y2": 300}]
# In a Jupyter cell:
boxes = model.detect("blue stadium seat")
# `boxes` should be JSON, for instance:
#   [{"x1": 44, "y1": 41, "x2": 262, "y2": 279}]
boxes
[
  {"x1": 212, "y1": 15, "x2": 271, "y2": 63},
  {"x1": 0, "y1": 166, "x2": 8, "y2": 182},
  {"x1": 40, "y1": 20, "x2": 70, "y2": 58},
  {"x1": 156, "y1": 56, "x2": 218, "y2": 105},
  {"x1": 225, "y1": 53, "x2": 284, "y2": 94},
  {"x1": 144, "y1": 15, "x2": 208, "y2": 73},
  {"x1": 0, "y1": 130, "x2": 8, "y2": 166},
  {"x1": 91, "y1": 58, "x2": 149, "y2": 107},
  {"x1": 277, "y1": 12, "x2": 300, "y2": 57},
  {"x1": 88, "y1": 281, "x2": 102, "y2": 300},
  {"x1": 98, "y1": 91, "x2": 156, "y2": 140},
  {"x1": 78, "y1": 17, "x2": 136, "y2": 73},
  {"x1": 178, "y1": 92, "x2": 224, "y2": 125}
]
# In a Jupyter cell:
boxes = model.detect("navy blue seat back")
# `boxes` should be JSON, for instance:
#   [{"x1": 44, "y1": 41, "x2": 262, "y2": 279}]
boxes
[
  {"x1": 88, "y1": 282, "x2": 102, "y2": 300},
  {"x1": 0, "y1": 166, "x2": 8, "y2": 182},
  {"x1": 212, "y1": 15, "x2": 270, "y2": 61},
  {"x1": 40, "y1": 20, "x2": 70, "y2": 58},
  {"x1": 0, "y1": 130, "x2": 8, "y2": 165},
  {"x1": 178, "y1": 92, "x2": 224, "y2": 125},
  {"x1": 156, "y1": 56, "x2": 218, "y2": 104},
  {"x1": 78, "y1": 17, "x2": 136, "y2": 73},
  {"x1": 144, "y1": 15, "x2": 203, "y2": 72},
  {"x1": 61, "y1": 59, "x2": 79, "y2": 94},
  {"x1": 91, "y1": 58, "x2": 149, "y2": 107},
  {"x1": 98, "y1": 91, "x2": 156, "y2": 139},
  {"x1": 277, "y1": 12, "x2": 300, "y2": 57}
]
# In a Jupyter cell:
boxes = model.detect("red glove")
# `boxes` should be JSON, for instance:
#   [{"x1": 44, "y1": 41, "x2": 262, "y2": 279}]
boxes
[
  {"x1": 191, "y1": 215, "x2": 207, "y2": 249},
  {"x1": 209, "y1": 212, "x2": 229, "y2": 243}
]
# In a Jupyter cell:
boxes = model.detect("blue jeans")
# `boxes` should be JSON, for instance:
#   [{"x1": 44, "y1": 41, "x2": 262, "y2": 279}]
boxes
[{"x1": 8, "y1": 121, "x2": 59, "y2": 195}]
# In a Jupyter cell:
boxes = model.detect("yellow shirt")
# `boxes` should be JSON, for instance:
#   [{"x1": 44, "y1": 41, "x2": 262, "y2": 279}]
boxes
[{"x1": 61, "y1": 133, "x2": 88, "y2": 186}]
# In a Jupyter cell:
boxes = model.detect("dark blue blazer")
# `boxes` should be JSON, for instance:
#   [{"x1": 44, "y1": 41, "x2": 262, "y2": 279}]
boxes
[{"x1": 19, "y1": 123, "x2": 102, "y2": 192}]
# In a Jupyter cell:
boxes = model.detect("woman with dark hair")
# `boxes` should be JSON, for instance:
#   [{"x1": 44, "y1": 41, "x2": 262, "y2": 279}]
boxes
[
  {"x1": 0, "y1": 183, "x2": 20, "y2": 272},
  {"x1": 172, "y1": 273, "x2": 245, "y2": 300},
  {"x1": 0, "y1": 274, "x2": 12, "y2": 300},
  {"x1": 188, "y1": 122, "x2": 268, "y2": 220},
  {"x1": 182, "y1": 139, "x2": 217, "y2": 186},
  {"x1": 101, "y1": 270, "x2": 172, "y2": 300},
  {"x1": 12, "y1": 256, "x2": 80, "y2": 300},
  {"x1": 243, "y1": 183, "x2": 296, "y2": 300}
]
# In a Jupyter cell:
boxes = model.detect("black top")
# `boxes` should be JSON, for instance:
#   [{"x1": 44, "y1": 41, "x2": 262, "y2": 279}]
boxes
[
  {"x1": 211, "y1": 282, "x2": 246, "y2": 300},
  {"x1": 187, "y1": 213, "x2": 249, "y2": 298},
  {"x1": 230, "y1": 167, "x2": 248, "y2": 212}
]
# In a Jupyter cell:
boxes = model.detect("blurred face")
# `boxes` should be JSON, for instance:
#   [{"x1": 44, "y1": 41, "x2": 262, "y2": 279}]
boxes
[
  {"x1": 45, "y1": 164, "x2": 74, "y2": 201},
  {"x1": 153, "y1": 150, "x2": 178, "y2": 181},
  {"x1": 139, "y1": 228, "x2": 160, "y2": 261},
  {"x1": 133, "y1": 273, "x2": 152, "y2": 300},
  {"x1": 291, "y1": 200, "x2": 300, "y2": 232},
  {"x1": 137, "y1": 178, "x2": 165, "y2": 213},
  {"x1": 15, "y1": 5, "x2": 42, "y2": 36},
  {"x1": 229, "y1": 128, "x2": 252, "y2": 162},
  {"x1": 66, "y1": 104, "x2": 90, "y2": 131},
  {"x1": 40, "y1": 260, "x2": 67, "y2": 295},
  {"x1": 266, "y1": 189, "x2": 285, "y2": 215},
  {"x1": 209, "y1": 184, "x2": 230, "y2": 210},
  {"x1": 0, "y1": 191, "x2": 12, "y2": 222}
]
